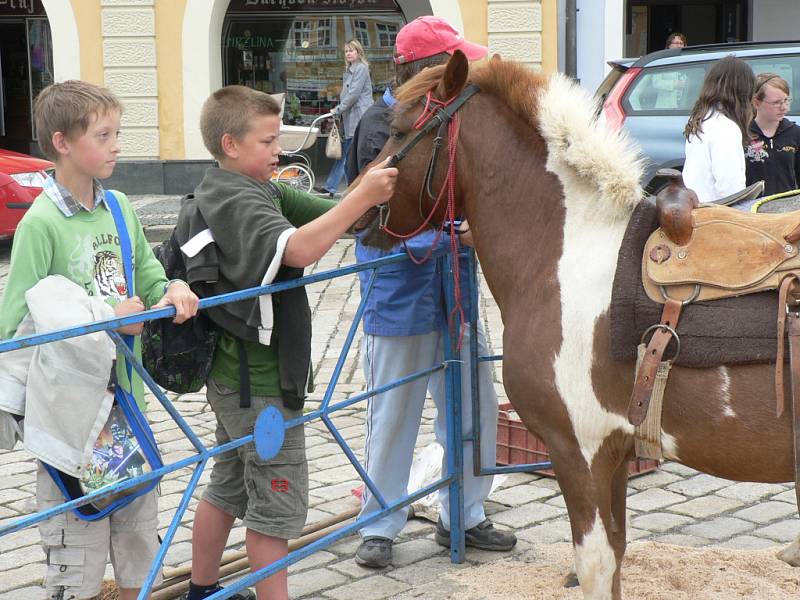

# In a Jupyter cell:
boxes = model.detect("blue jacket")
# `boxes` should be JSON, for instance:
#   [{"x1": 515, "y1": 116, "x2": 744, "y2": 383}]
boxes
[{"x1": 356, "y1": 232, "x2": 473, "y2": 337}]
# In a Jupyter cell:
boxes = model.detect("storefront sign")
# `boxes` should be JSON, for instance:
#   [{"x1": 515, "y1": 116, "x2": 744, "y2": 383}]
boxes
[
  {"x1": 228, "y1": 0, "x2": 399, "y2": 12},
  {"x1": 0, "y1": 0, "x2": 45, "y2": 16},
  {"x1": 226, "y1": 35, "x2": 278, "y2": 49}
]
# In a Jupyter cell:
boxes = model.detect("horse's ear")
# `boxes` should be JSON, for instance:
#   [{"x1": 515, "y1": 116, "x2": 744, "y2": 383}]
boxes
[
  {"x1": 491, "y1": 53, "x2": 502, "y2": 62},
  {"x1": 439, "y1": 49, "x2": 469, "y2": 100}
]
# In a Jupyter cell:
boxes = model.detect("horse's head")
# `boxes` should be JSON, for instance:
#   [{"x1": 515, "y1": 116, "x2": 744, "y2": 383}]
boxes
[{"x1": 358, "y1": 50, "x2": 472, "y2": 249}]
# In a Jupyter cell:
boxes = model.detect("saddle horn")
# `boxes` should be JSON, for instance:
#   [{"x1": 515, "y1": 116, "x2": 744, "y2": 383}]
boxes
[{"x1": 655, "y1": 168, "x2": 698, "y2": 246}]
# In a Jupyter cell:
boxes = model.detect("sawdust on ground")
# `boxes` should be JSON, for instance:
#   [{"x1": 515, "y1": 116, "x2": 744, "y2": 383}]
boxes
[{"x1": 444, "y1": 541, "x2": 800, "y2": 600}]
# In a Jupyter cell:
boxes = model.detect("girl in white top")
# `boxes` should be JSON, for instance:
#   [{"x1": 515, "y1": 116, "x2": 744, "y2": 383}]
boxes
[{"x1": 683, "y1": 55, "x2": 756, "y2": 203}]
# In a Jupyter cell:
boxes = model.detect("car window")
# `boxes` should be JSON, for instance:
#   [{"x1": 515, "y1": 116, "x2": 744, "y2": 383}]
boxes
[
  {"x1": 745, "y1": 55, "x2": 800, "y2": 112},
  {"x1": 624, "y1": 64, "x2": 709, "y2": 113}
]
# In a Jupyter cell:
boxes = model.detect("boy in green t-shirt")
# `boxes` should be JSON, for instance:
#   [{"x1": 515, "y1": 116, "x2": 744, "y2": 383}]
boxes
[
  {"x1": 0, "y1": 80, "x2": 198, "y2": 599},
  {"x1": 182, "y1": 86, "x2": 396, "y2": 600}
]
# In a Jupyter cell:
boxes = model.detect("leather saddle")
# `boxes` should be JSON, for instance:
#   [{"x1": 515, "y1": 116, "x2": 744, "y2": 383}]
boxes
[
  {"x1": 630, "y1": 169, "x2": 800, "y2": 427},
  {"x1": 642, "y1": 169, "x2": 800, "y2": 304},
  {"x1": 631, "y1": 170, "x2": 800, "y2": 515}
]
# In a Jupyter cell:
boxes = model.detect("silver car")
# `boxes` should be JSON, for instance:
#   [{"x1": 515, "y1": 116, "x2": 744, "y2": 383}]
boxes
[{"x1": 596, "y1": 41, "x2": 800, "y2": 194}]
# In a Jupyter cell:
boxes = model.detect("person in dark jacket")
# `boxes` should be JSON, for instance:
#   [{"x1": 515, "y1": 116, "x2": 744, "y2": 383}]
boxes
[
  {"x1": 347, "y1": 16, "x2": 517, "y2": 571},
  {"x1": 745, "y1": 72, "x2": 800, "y2": 196},
  {"x1": 345, "y1": 85, "x2": 394, "y2": 183}
]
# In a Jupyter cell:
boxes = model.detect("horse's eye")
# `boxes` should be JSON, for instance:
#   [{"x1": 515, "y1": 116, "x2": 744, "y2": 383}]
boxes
[{"x1": 392, "y1": 130, "x2": 406, "y2": 140}]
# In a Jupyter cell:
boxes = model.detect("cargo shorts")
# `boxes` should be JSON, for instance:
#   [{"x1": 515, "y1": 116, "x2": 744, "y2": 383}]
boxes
[
  {"x1": 36, "y1": 463, "x2": 162, "y2": 599},
  {"x1": 203, "y1": 377, "x2": 308, "y2": 540}
]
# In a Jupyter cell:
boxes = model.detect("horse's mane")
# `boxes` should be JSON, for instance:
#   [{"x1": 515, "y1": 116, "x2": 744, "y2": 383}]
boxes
[
  {"x1": 396, "y1": 59, "x2": 644, "y2": 221},
  {"x1": 395, "y1": 59, "x2": 547, "y2": 130}
]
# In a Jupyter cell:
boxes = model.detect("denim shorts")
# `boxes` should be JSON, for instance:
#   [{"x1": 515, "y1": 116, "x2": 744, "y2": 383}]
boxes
[{"x1": 203, "y1": 377, "x2": 308, "y2": 540}]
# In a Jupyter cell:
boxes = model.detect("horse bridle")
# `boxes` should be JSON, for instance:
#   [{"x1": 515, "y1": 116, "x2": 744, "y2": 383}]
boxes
[{"x1": 378, "y1": 83, "x2": 482, "y2": 232}]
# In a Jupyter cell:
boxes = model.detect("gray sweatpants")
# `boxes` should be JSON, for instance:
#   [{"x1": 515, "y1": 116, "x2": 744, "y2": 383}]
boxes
[{"x1": 358, "y1": 323, "x2": 498, "y2": 540}]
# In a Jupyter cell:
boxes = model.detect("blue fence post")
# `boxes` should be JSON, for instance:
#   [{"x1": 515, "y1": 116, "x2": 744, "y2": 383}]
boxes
[
  {"x1": 466, "y1": 248, "x2": 483, "y2": 478},
  {"x1": 443, "y1": 251, "x2": 465, "y2": 563}
]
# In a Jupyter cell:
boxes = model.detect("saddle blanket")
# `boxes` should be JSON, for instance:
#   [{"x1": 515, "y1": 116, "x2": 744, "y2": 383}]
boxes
[{"x1": 610, "y1": 199, "x2": 781, "y2": 368}]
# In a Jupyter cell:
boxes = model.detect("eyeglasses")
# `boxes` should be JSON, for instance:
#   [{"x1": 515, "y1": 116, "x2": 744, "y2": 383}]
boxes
[{"x1": 764, "y1": 97, "x2": 792, "y2": 107}]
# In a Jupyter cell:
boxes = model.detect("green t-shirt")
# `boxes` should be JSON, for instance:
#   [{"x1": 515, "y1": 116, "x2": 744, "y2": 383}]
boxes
[
  {"x1": 209, "y1": 183, "x2": 336, "y2": 396},
  {"x1": 0, "y1": 190, "x2": 169, "y2": 410}
]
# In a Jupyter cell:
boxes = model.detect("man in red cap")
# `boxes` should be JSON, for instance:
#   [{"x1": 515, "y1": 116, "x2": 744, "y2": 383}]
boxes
[{"x1": 346, "y1": 16, "x2": 517, "y2": 570}]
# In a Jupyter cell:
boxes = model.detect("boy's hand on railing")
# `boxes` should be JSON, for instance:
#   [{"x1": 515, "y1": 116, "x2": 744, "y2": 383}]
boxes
[
  {"x1": 153, "y1": 281, "x2": 200, "y2": 324},
  {"x1": 356, "y1": 157, "x2": 398, "y2": 208},
  {"x1": 114, "y1": 296, "x2": 145, "y2": 335}
]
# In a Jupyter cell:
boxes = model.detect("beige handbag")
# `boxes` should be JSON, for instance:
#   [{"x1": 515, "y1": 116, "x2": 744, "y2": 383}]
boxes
[{"x1": 325, "y1": 120, "x2": 342, "y2": 160}]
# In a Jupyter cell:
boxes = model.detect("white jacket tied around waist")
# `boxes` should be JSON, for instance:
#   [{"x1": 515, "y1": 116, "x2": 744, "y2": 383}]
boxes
[{"x1": 0, "y1": 275, "x2": 116, "y2": 477}]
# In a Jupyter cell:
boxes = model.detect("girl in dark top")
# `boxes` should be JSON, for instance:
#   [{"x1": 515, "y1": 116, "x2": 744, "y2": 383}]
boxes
[{"x1": 745, "y1": 72, "x2": 800, "y2": 196}]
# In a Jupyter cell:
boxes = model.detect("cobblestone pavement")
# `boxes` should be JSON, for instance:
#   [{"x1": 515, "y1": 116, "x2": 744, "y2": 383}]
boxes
[{"x1": 0, "y1": 197, "x2": 798, "y2": 598}]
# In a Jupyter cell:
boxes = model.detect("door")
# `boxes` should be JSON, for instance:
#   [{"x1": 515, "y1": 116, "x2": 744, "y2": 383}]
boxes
[{"x1": 0, "y1": 21, "x2": 31, "y2": 153}]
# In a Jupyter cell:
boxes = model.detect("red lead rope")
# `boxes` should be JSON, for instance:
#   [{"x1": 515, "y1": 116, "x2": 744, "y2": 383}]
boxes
[{"x1": 381, "y1": 91, "x2": 466, "y2": 349}]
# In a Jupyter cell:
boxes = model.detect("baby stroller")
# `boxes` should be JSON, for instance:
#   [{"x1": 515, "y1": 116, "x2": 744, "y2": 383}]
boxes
[{"x1": 273, "y1": 112, "x2": 335, "y2": 193}]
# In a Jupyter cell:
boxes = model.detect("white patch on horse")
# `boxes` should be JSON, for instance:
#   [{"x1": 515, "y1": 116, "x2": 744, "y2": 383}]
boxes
[
  {"x1": 538, "y1": 74, "x2": 643, "y2": 465},
  {"x1": 661, "y1": 432, "x2": 680, "y2": 461},
  {"x1": 718, "y1": 366, "x2": 736, "y2": 417},
  {"x1": 574, "y1": 511, "x2": 617, "y2": 600}
]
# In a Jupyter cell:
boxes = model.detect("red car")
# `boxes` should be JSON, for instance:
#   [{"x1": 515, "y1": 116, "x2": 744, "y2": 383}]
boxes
[{"x1": 0, "y1": 148, "x2": 53, "y2": 239}]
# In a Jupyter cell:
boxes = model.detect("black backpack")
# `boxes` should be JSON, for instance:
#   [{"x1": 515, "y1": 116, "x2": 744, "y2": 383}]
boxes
[{"x1": 142, "y1": 228, "x2": 220, "y2": 394}]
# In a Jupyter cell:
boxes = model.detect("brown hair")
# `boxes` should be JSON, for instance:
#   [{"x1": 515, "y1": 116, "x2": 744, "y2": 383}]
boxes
[
  {"x1": 394, "y1": 51, "x2": 450, "y2": 87},
  {"x1": 684, "y1": 55, "x2": 755, "y2": 145},
  {"x1": 33, "y1": 80, "x2": 122, "y2": 161},
  {"x1": 665, "y1": 32, "x2": 687, "y2": 48},
  {"x1": 753, "y1": 72, "x2": 790, "y2": 100},
  {"x1": 200, "y1": 85, "x2": 281, "y2": 160}
]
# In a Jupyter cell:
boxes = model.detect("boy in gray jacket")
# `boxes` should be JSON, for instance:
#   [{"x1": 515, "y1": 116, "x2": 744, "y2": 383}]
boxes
[{"x1": 182, "y1": 85, "x2": 396, "y2": 600}]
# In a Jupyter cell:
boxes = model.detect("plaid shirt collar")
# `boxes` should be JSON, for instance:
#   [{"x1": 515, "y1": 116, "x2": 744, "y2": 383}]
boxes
[{"x1": 42, "y1": 175, "x2": 108, "y2": 217}]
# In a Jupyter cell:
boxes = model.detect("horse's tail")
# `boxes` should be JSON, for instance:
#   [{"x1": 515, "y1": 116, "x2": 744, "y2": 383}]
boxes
[{"x1": 536, "y1": 73, "x2": 645, "y2": 222}]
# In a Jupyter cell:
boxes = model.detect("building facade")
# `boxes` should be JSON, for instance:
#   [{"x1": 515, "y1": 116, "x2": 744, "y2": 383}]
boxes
[
  {"x1": 0, "y1": 0, "x2": 555, "y2": 192},
  {"x1": 575, "y1": 0, "x2": 800, "y2": 94}
]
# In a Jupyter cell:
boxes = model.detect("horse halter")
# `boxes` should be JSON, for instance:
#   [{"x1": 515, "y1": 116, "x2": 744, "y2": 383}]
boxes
[{"x1": 377, "y1": 83, "x2": 481, "y2": 234}]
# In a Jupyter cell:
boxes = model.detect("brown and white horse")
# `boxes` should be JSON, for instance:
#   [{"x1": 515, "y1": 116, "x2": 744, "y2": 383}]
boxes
[{"x1": 362, "y1": 51, "x2": 800, "y2": 599}]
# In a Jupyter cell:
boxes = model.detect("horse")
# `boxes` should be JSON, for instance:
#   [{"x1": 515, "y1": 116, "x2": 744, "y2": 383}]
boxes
[{"x1": 359, "y1": 50, "x2": 800, "y2": 599}]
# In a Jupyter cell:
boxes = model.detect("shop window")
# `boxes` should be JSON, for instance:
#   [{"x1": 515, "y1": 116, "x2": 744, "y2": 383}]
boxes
[
  {"x1": 317, "y1": 18, "x2": 332, "y2": 48},
  {"x1": 222, "y1": 14, "x2": 405, "y2": 128},
  {"x1": 354, "y1": 20, "x2": 370, "y2": 48},
  {"x1": 293, "y1": 20, "x2": 311, "y2": 48},
  {"x1": 377, "y1": 23, "x2": 397, "y2": 48}
]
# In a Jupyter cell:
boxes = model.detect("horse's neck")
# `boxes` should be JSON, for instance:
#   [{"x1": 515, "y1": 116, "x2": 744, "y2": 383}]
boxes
[{"x1": 465, "y1": 159, "x2": 630, "y2": 320}]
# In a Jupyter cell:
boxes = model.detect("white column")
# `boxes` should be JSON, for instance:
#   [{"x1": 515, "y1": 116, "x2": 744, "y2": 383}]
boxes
[
  {"x1": 430, "y1": 0, "x2": 465, "y2": 33},
  {"x1": 487, "y1": 0, "x2": 543, "y2": 70},
  {"x1": 182, "y1": 0, "x2": 228, "y2": 160},
  {"x1": 41, "y1": 0, "x2": 81, "y2": 82},
  {"x1": 101, "y1": 0, "x2": 159, "y2": 159}
]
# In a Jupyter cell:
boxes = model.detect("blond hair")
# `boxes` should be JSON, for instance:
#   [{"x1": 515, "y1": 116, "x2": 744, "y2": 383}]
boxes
[
  {"x1": 34, "y1": 80, "x2": 122, "y2": 161},
  {"x1": 345, "y1": 39, "x2": 369, "y2": 68},
  {"x1": 200, "y1": 85, "x2": 281, "y2": 160},
  {"x1": 754, "y1": 72, "x2": 790, "y2": 101}
]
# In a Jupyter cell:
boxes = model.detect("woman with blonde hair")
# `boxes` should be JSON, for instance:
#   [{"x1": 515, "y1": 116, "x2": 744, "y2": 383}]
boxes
[
  {"x1": 745, "y1": 72, "x2": 800, "y2": 195},
  {"x1": 683, "y1": 55, "x2": 755, "y2": 202},
  {"x1": 318, "y1": 39, "x2": 373, "y2": 197}
]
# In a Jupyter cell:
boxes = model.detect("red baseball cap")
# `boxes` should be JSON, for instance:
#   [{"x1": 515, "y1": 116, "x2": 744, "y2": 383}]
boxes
[{"x1": 394, "y1": 16, "x2": 489, "y2": 65}]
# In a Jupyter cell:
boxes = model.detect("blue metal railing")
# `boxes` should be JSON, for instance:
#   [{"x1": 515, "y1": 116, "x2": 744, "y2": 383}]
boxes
[{"x1": 0, "y1": 248, "x2": 490, "y2": 599}]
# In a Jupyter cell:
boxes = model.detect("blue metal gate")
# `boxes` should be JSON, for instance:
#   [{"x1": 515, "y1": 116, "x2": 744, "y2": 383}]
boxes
[{"x1": 0, "y1": 247, "x2": 546, "y2": 599}]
